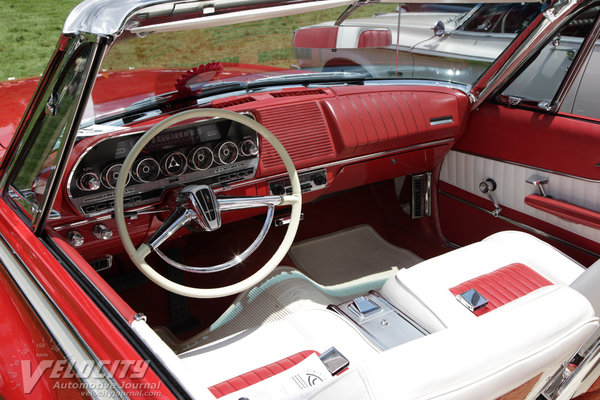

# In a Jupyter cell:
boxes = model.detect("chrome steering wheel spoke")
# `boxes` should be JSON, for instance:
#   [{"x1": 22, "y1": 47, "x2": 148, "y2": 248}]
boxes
[{"x1": 143, "y1": 185, "x2": 286, "y2": 273}]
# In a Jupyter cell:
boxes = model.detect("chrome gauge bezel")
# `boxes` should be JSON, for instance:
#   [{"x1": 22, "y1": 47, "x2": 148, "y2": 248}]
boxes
[
  {"x1": 67, "y1": 113, "x2": 260, "y2": 218},
  {"x1": 160, "y1": 151, "x2": 188, "y2": 177},
  {"x1": 215, "y1": 140, "x2": 239, "y2": 165},
  {"x1": 133, "y1": 157, "x2": 161, "y2": 183},
  {"x1": 101, "y1": 163, "x2": 130, "y2": 189},
  {"x1": 188, "y1": 146, "x2": 214, "y2": 171}
]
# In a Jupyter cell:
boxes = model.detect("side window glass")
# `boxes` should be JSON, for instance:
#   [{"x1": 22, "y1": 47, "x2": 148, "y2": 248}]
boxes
[
  {"x1": 560, "y1": 30, "x2": 600, "y2": 119},
  {"x1": 458, "y1": 3, "x2": 541, "y2": 34},
  {"x1": 501, "y1": 6, "x2": 599, "y2": 108},
  {"x1": 7, "y1": 44, "x2": 93, "y2": 221}
]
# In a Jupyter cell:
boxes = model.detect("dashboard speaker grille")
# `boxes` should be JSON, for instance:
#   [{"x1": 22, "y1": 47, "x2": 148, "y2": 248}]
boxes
[{"x1": 258, "y1": 102, "x2": 335, "y2": 172}]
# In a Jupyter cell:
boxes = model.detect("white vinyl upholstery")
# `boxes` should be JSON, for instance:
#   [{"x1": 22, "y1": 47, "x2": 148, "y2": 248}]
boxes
[
  {"x1": 381, "y1": 231, "x2": 585, "y2": 332},
  {"x1": 179, "y1": 308, "x2": 379, "y2": 390},
  {"x1": 310, "y1": 285, "x2": 599, "y2": 400},
  {"x1": 439, "y1": 150, "x2": 600, "y2": 243}
]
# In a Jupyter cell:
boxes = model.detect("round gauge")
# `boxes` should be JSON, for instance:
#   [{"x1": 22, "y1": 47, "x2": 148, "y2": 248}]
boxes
[
  {"x1": 161, "y1": 152, "x2": 188, "y2": 176},
  {"x1": 78, "y1": 172, "x2": 101, "y2": 191},
  {"x1": 188, "y1": 146, "x2": 213, "y2": 171},
  {"x1": 134, "y1": 157, "x2": 160, "y2": 182},
  {"x1": 216, "y1": 141, "x2": 239, "y2": 165},
  {"x1": 239, "y1": 139, "x2": 258, "y2": 157},
  {"x1": 102, "y1": 164, "x2": 130, "y2": 189}
]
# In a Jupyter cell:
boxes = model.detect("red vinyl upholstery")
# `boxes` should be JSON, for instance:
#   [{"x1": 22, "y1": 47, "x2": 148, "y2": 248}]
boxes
[
  {"x1": 449, "y1": 263, "x2": 553, "y2": 316},
  {"x1": 357, "y1": 29, "x2": 392, "y2": 48},
  {"x1": 208, "y1": 350, "x2": 319, "y2": 398}
]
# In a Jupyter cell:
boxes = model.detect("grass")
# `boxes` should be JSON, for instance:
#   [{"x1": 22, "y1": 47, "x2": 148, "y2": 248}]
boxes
[
  {"x1": 0, "y1": 0, "x2": 81, "y2": 80},
  {"x1": 0, "y1": 1, "x2": 397, "y2": 80}
]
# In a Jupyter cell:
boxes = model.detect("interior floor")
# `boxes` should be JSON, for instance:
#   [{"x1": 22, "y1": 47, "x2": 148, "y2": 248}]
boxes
[{"x1": 100, "y1": 180, "x2": 452, "y2": 343}]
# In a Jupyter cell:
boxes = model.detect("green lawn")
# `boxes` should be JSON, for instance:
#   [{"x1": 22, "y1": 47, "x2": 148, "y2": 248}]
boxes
[
  {"x1": 0, "y1": 1, "x2": 397, "y2": 80},
  {"x1": 0, "y1": 0, "x2": 81, "y2": 80}
]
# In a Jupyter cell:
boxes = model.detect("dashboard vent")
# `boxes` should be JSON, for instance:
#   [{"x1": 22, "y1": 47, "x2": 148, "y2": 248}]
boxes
[
  {"x1": 411, "y1": 173, "x2": 431, "y2": 219},
  {"x1": 212, "y1": 97, "x2": 256, "y2": 109},
  {"x1": 271, "y1": 89, "x2": 326, "y2": 98}
]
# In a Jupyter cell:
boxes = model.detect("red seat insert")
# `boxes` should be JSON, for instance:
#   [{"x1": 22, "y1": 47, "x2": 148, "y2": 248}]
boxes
[
  {"x1": 208, "y1": 350, "x2": 319, "y2": 398},
  {"x1": 449, "y1": 263, "x2": 553, "y2": 316}
]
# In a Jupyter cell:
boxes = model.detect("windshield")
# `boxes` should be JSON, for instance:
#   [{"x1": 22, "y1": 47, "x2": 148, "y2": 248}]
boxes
[{"x1": 87, "y1": 2, "x2": 542, "y2": 124}]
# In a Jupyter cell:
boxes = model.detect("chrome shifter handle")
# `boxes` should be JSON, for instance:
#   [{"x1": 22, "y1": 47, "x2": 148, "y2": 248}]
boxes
[{"x1": 479, "y1": 178, "x2": 502, "y2": 217}]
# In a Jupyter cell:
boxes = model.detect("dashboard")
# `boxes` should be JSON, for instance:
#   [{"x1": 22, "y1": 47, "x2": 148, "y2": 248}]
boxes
[
  {"x1": 68, "y1": 118, "x2": 259, "y2": 217},
  {"x1": 56, "y1": 84, "x2": 471, "y2": 260}
]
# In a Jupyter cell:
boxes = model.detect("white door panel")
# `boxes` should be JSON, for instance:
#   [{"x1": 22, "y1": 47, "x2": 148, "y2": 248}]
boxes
[{"x1": 439, "y1": 150, "x2": 600, "y2": 243}]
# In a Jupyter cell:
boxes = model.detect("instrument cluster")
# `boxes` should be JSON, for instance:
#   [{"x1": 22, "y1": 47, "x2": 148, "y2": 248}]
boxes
[{"x1": 68, "y1": 117, "x2": 259, "y2": 217}]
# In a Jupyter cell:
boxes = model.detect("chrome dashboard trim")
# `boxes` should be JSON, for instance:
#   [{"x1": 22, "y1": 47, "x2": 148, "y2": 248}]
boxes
[
  {"x1": 55, "y1": 137, "x2": 454, "y2": 230},
  {"x1": 215, "y1": 137, "x2": 455, "y2": 192},
  {"x1": 439, "y1": 189, "x2": 600, "y2": 259}
]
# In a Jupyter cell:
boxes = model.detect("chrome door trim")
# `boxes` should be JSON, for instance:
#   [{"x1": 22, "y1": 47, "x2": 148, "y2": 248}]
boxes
[
  {"x1": 439, "y1": 190, "x2": 600, "y2": 260},
  {"x1": 453, "y1": 149, "x2": 600, "y2": 184}
]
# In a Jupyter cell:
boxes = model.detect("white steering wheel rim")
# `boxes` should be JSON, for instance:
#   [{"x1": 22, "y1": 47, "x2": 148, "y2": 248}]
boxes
[{"x1": 114, "y1": 108, "x2": 302, "y2": 299}]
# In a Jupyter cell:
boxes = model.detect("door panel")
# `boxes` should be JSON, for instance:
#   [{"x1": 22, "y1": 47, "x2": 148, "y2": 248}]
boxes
[{"x1": 438, "y1": 103, "x2": 600, "y2": 264}]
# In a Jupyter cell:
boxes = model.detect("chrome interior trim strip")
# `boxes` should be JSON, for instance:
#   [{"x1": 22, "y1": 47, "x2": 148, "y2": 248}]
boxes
[
  {"x1": 55, "y1": 138, "x2": 454, "y2": 230},
  {"x1": 0, "y1": 235, "x2": 127, "y2": 399},
  {"x1": 439, "y1": 190, "x2": 600, "y2": 260},
  {"x1": 453, "y1": 149, "x2": 600, "y2": 183},
  {"x1": 216, "y1": 138, "x2": 455, "y2": 192}
]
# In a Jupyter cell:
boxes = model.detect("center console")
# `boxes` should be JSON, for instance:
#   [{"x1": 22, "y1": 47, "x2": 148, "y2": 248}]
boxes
[{"x1": 329, "y1": 291, "x2": 428, "y2": 350}]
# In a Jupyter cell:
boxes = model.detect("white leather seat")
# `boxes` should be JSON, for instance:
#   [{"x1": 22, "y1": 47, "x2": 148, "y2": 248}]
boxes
[
  {"x1": 168, "y1": 231, "x2": 598, "y2": 400},
  {"x1": 381, "y1": 231, "x2": 586, "y2": 332},
  {"x1": 310, "y1": 284, "x2": 598, "y2": 400}
]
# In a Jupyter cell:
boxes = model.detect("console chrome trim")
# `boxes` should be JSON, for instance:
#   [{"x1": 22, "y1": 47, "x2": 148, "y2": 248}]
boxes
[{"x1": 329, "y1": 291, "x2": 428, "y2": 351}]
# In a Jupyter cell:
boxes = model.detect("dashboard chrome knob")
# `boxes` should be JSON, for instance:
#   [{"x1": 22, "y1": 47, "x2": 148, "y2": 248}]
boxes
[
  {"x1": 78, "y1": 172, "x2": 101, "y2": 191},
  {"x1": 240, "y1": 139, "x2": 258, "y2": 157},
  {"x1": 93, "y1": 224, "x2": 113, "y2": 241},
  {"x1": 67, "y1": 230, "x2": 84, "y2": 247}
]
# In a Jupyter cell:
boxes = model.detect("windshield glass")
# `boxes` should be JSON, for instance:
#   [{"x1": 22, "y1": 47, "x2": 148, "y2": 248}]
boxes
[{"x1": 87, "y1": 2, "x2": 543, "y2": 124}]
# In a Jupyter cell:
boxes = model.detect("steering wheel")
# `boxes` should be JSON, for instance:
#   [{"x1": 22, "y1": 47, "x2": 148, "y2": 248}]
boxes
[{"x1": 114, "y1": 109, "x2": 302, "y2": 298}]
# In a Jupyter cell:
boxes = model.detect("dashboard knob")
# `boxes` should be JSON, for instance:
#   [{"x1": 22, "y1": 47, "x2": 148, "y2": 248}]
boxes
[
  {"x1": 93, "y1": 224, "x2": 113, "y2": 241},
  {"x1": 67, "y1": 230, "x2": 84, "y2": 247},
  {"x1": 312, "y1": 173, "x2": 326, "y2": 186},
  {"x1": 240, "y1": 140, "x2": 258, "y2": 157},
  {"x1": 78, "y1": 172, "x2": 101, "y2": 191}
]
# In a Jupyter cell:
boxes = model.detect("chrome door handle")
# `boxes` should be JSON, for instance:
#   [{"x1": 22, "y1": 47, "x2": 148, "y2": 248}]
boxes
[{"x1": 526, "y1": 175, "x2": 549, "y2": 197}]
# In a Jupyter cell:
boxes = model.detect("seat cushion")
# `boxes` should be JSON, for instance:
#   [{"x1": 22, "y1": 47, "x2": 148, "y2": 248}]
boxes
[{"x1": 382, "y1": 231, "x2": 585, "y2": 332}]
